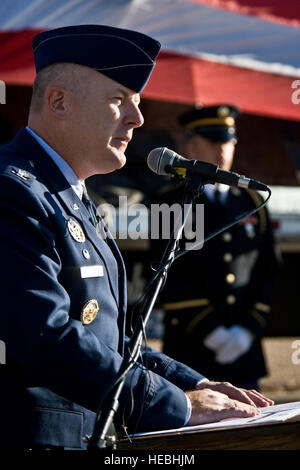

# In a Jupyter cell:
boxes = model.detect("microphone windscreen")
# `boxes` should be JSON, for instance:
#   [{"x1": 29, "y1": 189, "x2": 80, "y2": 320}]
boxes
[{"x1": 147, "y1": 147, "x2": 174, "y2": 175}]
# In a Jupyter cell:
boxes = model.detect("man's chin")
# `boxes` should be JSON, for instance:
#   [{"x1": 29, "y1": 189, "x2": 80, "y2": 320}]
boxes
[
  {"x1": 100, "y1": 152, "x2": 126, "y2": 174},
  {"x1": 116, "y1": 152, "x2": 126, "y2": 168}
]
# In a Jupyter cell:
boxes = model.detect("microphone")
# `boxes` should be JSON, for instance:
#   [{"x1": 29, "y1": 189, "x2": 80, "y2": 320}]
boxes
[{"x1": 147, "y1": 147, "x2": 268, "y2": 192}]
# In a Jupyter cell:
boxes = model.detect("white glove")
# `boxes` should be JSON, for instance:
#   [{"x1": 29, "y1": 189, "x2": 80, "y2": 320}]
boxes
[
  {"x1": 203, "y1": 326, "x2": 231, "y2": 352},
  {"x1": 215, "y1": 325, "x2": 254, "y2": 364}
]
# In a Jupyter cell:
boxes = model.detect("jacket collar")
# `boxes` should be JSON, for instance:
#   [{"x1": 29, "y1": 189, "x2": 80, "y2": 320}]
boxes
[{"x1": 11, "y1": 128, "x2": 86, "y2": 220}]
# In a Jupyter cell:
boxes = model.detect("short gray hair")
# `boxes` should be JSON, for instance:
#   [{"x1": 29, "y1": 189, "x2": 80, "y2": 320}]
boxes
[{"x1": 30, "y1": 62, "x2": 88, "y2": 113}]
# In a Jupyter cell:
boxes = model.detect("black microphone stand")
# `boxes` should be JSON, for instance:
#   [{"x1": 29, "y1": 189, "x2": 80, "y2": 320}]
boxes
[{"x1": 88, "y1": 174, "x2": 205, "y2": 451}]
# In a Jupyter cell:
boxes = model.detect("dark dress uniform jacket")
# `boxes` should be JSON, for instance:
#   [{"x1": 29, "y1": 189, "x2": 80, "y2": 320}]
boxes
[
  {"x1": 0, "y1": 129, "x2": 205, "y2": 450},
  {"x1": 153, "y1": 181, "x2": 280, "y2": 385}
]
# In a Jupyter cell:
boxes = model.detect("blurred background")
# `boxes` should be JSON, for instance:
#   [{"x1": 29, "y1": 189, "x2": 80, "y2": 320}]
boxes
[{"x1": 1, "y1": 0, "x2": 300, "y2": 401}]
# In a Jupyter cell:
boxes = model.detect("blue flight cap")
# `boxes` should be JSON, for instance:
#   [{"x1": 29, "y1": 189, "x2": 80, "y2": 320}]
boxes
[{"x1": 32, "y1": 24, "x2": 161, "y2": 93}]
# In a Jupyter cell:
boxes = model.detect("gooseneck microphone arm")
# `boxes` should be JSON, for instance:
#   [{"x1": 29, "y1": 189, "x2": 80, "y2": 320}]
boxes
[{"x1": 89, "y1": 174, "x2": 205, "y2": 451}]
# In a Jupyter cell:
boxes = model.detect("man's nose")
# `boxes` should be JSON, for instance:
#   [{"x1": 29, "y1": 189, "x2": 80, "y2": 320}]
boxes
[{"x1": 126, "y1": 101, "x2": 144, "y2": 129}]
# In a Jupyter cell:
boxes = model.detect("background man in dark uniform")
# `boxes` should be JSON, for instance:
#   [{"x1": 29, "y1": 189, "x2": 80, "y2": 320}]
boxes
[
  {"x1": 0, "y1": 29, "x2": 273, "y2": 451},
  {"x1": 155, "y1": 105, "x2": 281, "y2": 390}
]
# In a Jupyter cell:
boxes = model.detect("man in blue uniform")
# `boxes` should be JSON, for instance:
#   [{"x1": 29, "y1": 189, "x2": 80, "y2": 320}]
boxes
[
  {"x1": 155, "y1": 105, "x2": 280, "y2": 390},
  {"x1": 0, "y1": 27, "x2": 272, "y2": 451}
]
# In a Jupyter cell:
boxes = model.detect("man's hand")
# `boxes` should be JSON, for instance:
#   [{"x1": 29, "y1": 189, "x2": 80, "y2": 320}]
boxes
[
  {"x1": 197, "y1": 380, "x2": 274, "y2": 407},
  {"x1": 185, "y1": 381, "x2": 274, "y2": 426}
]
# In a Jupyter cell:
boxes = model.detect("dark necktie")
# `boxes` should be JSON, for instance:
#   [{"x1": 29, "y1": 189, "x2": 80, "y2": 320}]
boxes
[
  {"x1": 81, "y1": 185, "x2": 98, "y2": 227},
  {"x1": 81, "y1": 185, "x2": 112, "y2": 242}
]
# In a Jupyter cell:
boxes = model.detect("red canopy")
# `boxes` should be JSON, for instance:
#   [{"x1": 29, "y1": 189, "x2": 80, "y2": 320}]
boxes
[
  {"x1": 147, "y1": 52, "x2": 299, "y2": 121},
  {"x1": 0, "y1": 0, "x2": 299, "y2": 121}
]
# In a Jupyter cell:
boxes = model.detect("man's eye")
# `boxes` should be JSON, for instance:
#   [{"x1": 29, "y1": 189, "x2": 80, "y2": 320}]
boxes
[{"x1": 113, "y1": 97, "x2": 123, "y2": 104}]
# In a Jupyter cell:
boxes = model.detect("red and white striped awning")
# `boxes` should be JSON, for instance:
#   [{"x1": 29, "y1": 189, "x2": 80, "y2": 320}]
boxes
[{"x1": 0, "y1": 0, "x2": 300, "y2": 121}]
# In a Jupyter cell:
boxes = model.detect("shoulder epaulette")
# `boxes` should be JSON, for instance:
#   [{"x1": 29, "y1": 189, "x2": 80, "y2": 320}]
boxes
[{"x1": 4, "y1": 166, "x2": 36, "y2": 187}]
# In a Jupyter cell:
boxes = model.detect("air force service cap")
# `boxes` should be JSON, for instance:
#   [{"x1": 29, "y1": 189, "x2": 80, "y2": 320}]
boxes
[
  {"x1": 32, "y1": 24, "x2": 161, "y2": 93},
  {"x1": 178, "y1": 104, "x2": 240, "y2": 143}
]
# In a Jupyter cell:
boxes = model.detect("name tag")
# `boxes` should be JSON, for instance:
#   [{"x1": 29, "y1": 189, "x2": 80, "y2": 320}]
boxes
[{"x1": 80, "y1": 265, "x2": 104, "y2": 279}]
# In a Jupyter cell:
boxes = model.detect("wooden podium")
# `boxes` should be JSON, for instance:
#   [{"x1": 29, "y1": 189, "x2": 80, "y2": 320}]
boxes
[{"x1": 118, "y1": 416, "x2": 300, "y2": 450}]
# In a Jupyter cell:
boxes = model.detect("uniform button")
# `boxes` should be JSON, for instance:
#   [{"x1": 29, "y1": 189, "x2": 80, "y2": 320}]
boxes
[
  {"x1": 222, "y1": 232, "x2": 232, "y2": 242},
  {"x1": 226, "y1": 295, "x2": 236, "y2": 304},
  {"x1": 223, "y1": 253, "x2": 232, "y2": 263},
  {"x1": 226, "y1": 273, "x2": 236, "y2": 284},
  {"x1": 171, "y1": 317, "x2": 179, "y2": 326},
  {"x1": 82, "y1": 249, "x2": 90, "y2": 259}
]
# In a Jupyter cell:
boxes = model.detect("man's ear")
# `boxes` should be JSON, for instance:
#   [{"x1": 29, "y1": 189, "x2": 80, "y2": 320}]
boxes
[{"x1": 45, "y1": 86, "x2": 68, "y2": 120}]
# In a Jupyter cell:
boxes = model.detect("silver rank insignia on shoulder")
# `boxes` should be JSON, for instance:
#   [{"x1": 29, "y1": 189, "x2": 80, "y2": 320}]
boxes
[
  {"x1": 11, "y1": 168, "x2": 30, "y2": 180},
  {"x1": 18, "y1": 169, "x2": 30, "y2": 179},
  {"x1": 81, "y1": 299, "x2": 99, "y2": 325},
  {"x1": 68, "y1": 219, "x2": 85, "y2": 243}
]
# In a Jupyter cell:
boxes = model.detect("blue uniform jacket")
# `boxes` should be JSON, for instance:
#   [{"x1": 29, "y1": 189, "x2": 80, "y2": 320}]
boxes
[{"x1": 0, "y1": 129, "x2": 205, "y2": 450}]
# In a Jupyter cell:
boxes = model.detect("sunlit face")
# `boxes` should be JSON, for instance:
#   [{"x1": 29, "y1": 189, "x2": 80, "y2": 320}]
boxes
[
  {"x1": 68, "y1": 68, "x2": 144, "y2": 176},
  {"x1": 185, "y1": 134, "x2": 235, "y2": 171}
]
